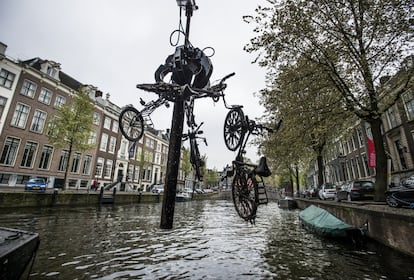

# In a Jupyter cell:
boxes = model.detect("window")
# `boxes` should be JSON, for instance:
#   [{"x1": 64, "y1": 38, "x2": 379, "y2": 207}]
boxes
[
  {"x1": 402, "y1": 90, "x2": 414, "y2": 121},
  {"x1": 103, "y1": 159, "x2": 113, "y2": 178},
  {"x1": 387, "y1": 106, "x2": 398, "y2": 128},
  {"x1": 103, "y1": 116, "x2": 111, "y2": 129},
  {"x1": 38, "y1": 145, "x2": 53, "y2": 170},
  {"x1": 0, "y1": 96, "x2": 7, "y2": 119},
  {"x1": 82, "y1": 155, "x2": 92, "y2": 175},
  {"x1": 46, "y1": 66, "x2": 57, "y2": 78},
  {"x1": 0, "y1": 68, "x2": 16, "y2": 89},
  {"x1": 100, "y1": 133, "x2": 108, "y2": 151},
  {"x1": 0, "y1": 173, "x2": 11, "y2": 184},
  {"x1": 93, "y1": 112, "x2": 100, "y2": 125},
  {"x1": 134, "y1": 166, "x2": 139, "y2": 181},
  {"x1": 58, "y1": 150, "x2": 69, "y2": 171},
  {"x1": 95, "y1": 157, "x2": 104, "y2": 177},
  {"x1": 20, "y1": 79, "x2": 37, "y2": 98},
  {"x1": 112, "y1": 120, "x2": 118, "y2": 132},
  {"x1": 30, "y1": 110, "x2": 47, "y2": 133},
  {"x1": 20, "y1": 141, "x2": 38, "y2": 168},
  {"x1": 120, "y1": 140, "x2": 127, "y2": 158},
  {"x1": 0, "y1": 137, "x2": 20, "y2": 165},
  {"x1": 395, "y1": 140, "x2": 407, "y2": 170},
  {"x1": 54, "y1": 95, "x2": 66, "y2": 107},
  {"x1": 356, "y1": 128, "x2": 364, "y2": 147},
  {"x1": 11, "y1": 103, "x2": 30, "y2": 128},
  {"x1": 71, "y1": 152, "x2": 81, "y2": 173},
  {"x1": 108, "y1": 136, "x2": 116, "y2": 153},
  {"x1": 127, "y1": 164, "x2": 133, "y2": 181},
  {"x1": 38, "y1": 88, "x2": 52, "y2": 104},
  {"x1": 88, "y1": 131, "x2": 97, "y2": 145}
]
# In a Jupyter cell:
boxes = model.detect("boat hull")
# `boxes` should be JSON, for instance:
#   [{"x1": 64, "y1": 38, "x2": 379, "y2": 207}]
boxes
[
  {"x1": 299, "y1": 205, "x2": 364, "y2": 243},
  {"x1": 278, "y1": 198, "x2": 297, "y2": 209},
  {"x1": 0, "y1": 227, "x2": 40, "y2": 280}
]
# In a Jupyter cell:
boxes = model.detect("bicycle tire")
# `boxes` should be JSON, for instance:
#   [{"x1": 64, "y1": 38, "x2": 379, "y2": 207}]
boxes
[
  {"x1": 232, "y1": 170, "x2": 258, "y2": 222},
  {"x1": 224, "y1": 108, "x2": 245, "y2": 151},
  {"x1": 190, "y1": 138, "x2": 204, "y2": 181},
  {"x1": 119, "y1": 107, "x2": 144, "y2": 142}
]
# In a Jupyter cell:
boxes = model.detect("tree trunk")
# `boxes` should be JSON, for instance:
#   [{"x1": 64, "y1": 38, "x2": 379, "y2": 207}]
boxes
[
  {"x1": 63, "y1": 142, "x2": 73, "y2": 191},
  {"x1": 295, "y1": 164, "x2": 300, "y2": 195},
  {"x1": 316, "y1": 148, "x2": 324, "y2": 187},
  {"x1": 369, "y1": 118, "x2": 387, "y2": 201}
]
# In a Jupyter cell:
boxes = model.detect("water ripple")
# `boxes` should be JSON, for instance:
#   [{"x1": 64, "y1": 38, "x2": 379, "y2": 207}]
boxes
[{"x1": 1, "y1": 200, "x2": 414, "y2": 279}]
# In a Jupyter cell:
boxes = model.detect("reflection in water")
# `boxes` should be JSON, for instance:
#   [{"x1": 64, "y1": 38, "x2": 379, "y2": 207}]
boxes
[{"x1": 1, "y1": 201, "x2": 413, "y2": 279}]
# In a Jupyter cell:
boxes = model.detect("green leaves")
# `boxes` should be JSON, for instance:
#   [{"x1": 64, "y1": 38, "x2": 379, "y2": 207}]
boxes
[{"x1": 47, "y1": 88, "x2": 95, "y2": 151}]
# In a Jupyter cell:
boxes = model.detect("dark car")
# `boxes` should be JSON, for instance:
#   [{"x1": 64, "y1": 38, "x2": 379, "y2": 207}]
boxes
[
  {"x1": 25, "y1": 178, "x2": 47, "y2": 191},
  {"x1": 385, "y1": 185, "x2": 414, "y2": 208},
  {"x1": 335, "y1": 180, "x2": 375, "y2": 202},
  {"x1": 305, "y1": 187, "x2": 318, "y2": 198}
]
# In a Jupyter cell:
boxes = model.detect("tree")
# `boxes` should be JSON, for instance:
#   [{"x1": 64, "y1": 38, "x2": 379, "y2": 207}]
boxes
[
  {"x1": 260, "y1": 57, "x2": 353, "y2": 188},
  {"x1": 47, "y1": 88, "x2": 95, "y2": 190},
  {"x1": 246, "y1": 0, "x2": 413, "y2": 200},
  {"x1": 204, "y1": 168, "x2": 219, "y2": 187},
  {"x1": 181, "y1": 147, "x2": 192, "y2": 178}
]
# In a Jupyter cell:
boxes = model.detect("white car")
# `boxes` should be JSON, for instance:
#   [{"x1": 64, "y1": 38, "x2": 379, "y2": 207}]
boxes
[
  {"x1": 318, "y1": 183, "x2": 337, "y2": 200},
  {"x1": 403, "y1": 176, "x2": 414, "y2": 187},
  {"x1": 152, "y1": 184, "x2": 165, "y2": 193}
]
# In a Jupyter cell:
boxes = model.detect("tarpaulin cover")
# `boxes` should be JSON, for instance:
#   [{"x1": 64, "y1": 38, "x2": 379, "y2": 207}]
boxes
[{"x1": 299, "y1": 205, "x2": 352, "y2": 238}]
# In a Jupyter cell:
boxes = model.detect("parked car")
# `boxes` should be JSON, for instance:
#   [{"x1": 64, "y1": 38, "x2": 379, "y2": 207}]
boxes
[
  {"x1": 151, "y1": 184, "x2": 165, "y2": 194},
  {"x1": 25, "y1": 178, "x2": 46, "y2": 192},
  {"x1": 335, "y1": 180, "x2": 375, "y2": 202},
  {"x1": 402, "y1": 176, "x2": 414, "y2": 187},
  {"x1": 305, "y1": 187, "x2": 318, "y2": 198},
  {"x1": 385, "y1": 185, "x2": 414, "y2": 208},
  {"x1": 318, "y1": 183, "x2": 337, "y2": 200}
]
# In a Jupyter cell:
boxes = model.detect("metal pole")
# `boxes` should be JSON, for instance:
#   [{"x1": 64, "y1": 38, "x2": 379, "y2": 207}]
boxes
[
  {"x1": 160, "y1": 100, "x2": 185, "y2": 229},
  {"x1": 160, "y1": 1, "x2": 196, "y2": 229}
]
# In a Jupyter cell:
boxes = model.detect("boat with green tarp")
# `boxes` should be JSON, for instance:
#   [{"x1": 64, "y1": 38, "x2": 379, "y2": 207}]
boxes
[{"x1": 299, "y1": 205, "x2": 364, "y2": 243}]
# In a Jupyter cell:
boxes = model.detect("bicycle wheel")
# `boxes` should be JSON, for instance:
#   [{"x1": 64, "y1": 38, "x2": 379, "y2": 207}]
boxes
[
  {"x1": 119, "y1": 107, "x2": 144, "y2": 142},
  {"x1": 190, "y1": 138, "x2": 204, "y2": 181},
  {"x1": 224, "y1": 108, "x2": 245, "y2": 151},
  {"x1": 232, "y1": 170, "x2": 258, "y2": 222}
]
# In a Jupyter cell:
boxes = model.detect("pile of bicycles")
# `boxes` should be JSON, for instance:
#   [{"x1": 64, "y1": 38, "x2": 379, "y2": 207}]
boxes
[
  {"x1": 118, "y1": 72, "x2": 281, "y2": 224},
  {"x1": 119, "y1": 73, "x2": 235, "y2": 183}
]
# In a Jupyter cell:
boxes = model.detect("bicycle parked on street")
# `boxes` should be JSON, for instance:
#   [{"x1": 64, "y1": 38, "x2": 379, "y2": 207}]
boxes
[{"x1": 224, "y1": 107, "x2": 282, "y2": 223}]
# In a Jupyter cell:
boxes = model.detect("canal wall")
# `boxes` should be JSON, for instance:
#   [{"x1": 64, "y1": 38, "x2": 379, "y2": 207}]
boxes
[
  {"x1": 0, "y1": 190, "x2": 219, "y2": 208},
  {"x1": 295, "y1": 198, "x2": 414, "y2": 257}
]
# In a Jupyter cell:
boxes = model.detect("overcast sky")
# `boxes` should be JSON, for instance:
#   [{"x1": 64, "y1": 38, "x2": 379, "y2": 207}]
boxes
[{"x1": 0, "y1": 0, "x2": 269, "y2": 170}]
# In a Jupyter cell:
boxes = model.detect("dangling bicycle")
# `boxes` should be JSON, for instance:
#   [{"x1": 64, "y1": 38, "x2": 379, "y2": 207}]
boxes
[
  {"x1": 118, "y1": 73, "x2": 236, "y2": 180},
  {"x1": 224, "y1": 107, "x2": 282, "y2": 223}
]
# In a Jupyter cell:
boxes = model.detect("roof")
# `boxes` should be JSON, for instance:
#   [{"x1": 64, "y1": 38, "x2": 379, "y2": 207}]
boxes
[{"x1": 20, "y1": 57, "x2": 83, "y2": 91}]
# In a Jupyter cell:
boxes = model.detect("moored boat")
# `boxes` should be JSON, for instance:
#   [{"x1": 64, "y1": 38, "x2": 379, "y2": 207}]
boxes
[
  {"x1": 0, "y1": 227, "x2": 40, "y2": 280},
  {"x1": 176, "y1": 191, "x2": 192, "y2": 202},
  {"x1": 278, "y1": 197, "x2": 297, "y2": 209},
  {"x1": 299, "y1": 205, "x2": 364, "y2": 243}
]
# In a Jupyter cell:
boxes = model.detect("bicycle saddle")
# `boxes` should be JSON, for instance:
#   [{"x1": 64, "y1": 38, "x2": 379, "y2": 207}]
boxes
[
  {"x1": 255, "y1": 156, "x2": 272, "y2": 177},
  {"x1": 155, "y1": 45, "x2": 213, "y2": 89}
]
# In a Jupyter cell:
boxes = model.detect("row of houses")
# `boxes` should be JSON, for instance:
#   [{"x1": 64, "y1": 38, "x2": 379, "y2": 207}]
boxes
[
  {"x1": 0, "y1": 42, "x2": 187, "y2": 191},
  {"x1": 307, "y1": 63, "x2": 414, "y2": 188}
]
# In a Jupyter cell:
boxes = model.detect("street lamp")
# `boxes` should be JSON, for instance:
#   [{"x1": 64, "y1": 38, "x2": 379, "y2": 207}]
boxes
[{"x1": 176, "y1": 0, "x2": 197, "y2": 10}]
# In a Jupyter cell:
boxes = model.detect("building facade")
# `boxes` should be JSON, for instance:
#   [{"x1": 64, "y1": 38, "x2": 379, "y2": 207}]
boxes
[
  {"x1": 0, "y1": 43, "x2": 184, "y2": 190},
  {"x1": 308, "y1": 70, "x2": 414, "y2": 188}
]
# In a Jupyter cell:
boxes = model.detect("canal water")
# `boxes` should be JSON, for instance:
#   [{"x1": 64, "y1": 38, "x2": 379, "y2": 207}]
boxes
[{"x1": 1, "y1": 200, "x2": 414, "y2": 280}]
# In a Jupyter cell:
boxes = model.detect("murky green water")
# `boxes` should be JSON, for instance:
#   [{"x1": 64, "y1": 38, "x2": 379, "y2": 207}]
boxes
[{"x1": 1, "y1": 200, "x2": 413, "y2": 279}]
